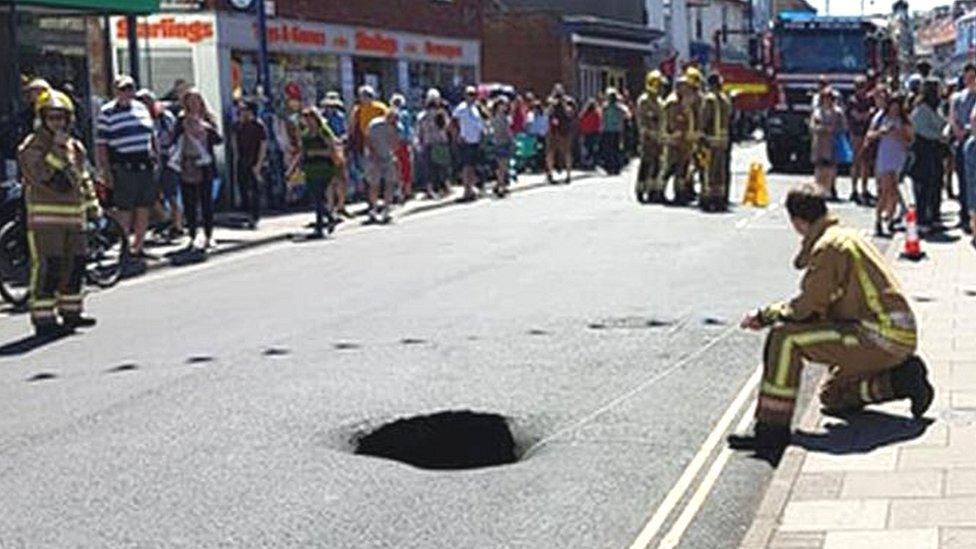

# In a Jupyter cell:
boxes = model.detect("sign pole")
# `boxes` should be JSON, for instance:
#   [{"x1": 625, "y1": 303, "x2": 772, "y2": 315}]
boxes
[{"x1": 254, "y1": 0, "x2": 283, "y2": 205}]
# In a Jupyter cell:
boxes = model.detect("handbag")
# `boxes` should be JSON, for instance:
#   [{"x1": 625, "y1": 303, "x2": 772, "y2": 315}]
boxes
[{"x1": 834, "y1": 132, "x2": 853, "y2": 165}]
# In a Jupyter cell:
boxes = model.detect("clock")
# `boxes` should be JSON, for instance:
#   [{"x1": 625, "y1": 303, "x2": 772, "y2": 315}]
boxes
[{"x1": 230, "y1": 0, "x2": 254, "y2": 10}]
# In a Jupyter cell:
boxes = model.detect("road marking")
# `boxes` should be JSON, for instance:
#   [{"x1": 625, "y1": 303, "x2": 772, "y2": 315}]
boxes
[
  {"x1": 628, "y1": 366, "x2": 761, "y2": 549},
  {"x1": 657, "y1": 402, "x2": 757, "y2": 548}
]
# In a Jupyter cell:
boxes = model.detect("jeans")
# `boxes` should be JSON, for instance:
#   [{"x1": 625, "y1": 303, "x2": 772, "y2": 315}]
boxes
[
  {"x1": 582, "y1": 133, "x2": 600, "y2": 168},
  {"x1": 602, "y1": 131, "x2": 622, "y2": 174},
  {"x1": 912, "y1": 137, "x2": 944, "y2": 226},
  {"x1": 237, "y1": 163, "x2": 261, "y2": 222},
  {"x1": 181, "y1": 180, "x2": 214, "y2": 240}
]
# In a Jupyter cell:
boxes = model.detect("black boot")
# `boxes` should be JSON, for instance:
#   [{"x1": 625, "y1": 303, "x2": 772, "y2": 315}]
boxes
[
  {"x1": 727, "y1": 422, "x2": 791, "y2": 464},
  {"x1": 891, "y1": 355, "x2": 935, "y2": 419},
  {"x1": 62, "y1": 315, "x2": 97, "y2": 330}
]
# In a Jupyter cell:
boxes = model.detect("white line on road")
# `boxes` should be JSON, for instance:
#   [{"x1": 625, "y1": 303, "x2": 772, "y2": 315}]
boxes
[
  {"x1": 628, "y1": 366, "x2": 761, "y2": 549},
  {"x1": 657, "y1": 402, "x2": 757, "y2": 548}
]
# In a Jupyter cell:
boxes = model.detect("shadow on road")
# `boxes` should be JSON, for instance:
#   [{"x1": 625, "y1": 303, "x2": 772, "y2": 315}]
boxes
[
  {"x1": 0, "y1": 331, "x2": 73, "y2": 357},
  {"x1": 793, "y1": 410, "x2": 933, "y2": 455}
]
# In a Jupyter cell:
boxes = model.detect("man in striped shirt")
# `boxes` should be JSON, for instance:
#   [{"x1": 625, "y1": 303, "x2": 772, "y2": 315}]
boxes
[{"x1": 95, "y1": 75, "x2": 157, "y2": 259}]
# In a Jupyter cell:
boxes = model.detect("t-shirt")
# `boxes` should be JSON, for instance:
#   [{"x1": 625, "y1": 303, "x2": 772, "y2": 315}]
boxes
[
  {"x1": 234, "y1": 118, "x2": 267, "y2": 168},
  {"x1": 302, "y1": 124, "x2": 336, "y2": 183},
  {"x1": 490, "y1": 113, "x2": 513, "y2": 145},
  {"x1": 324, "y1": 109, "x2": 347, "y2": 138},
  {"x1": 548, "y1": 101, "x2": 573, "y2": 136},
  {"x1": 526, "y1": 111, "x2": 549, "y2": 137},
  {"x1": 952, "y1": 89, "x2": 976, "y2": 132},
  {"x1": 366, "y1": 117, "x2": 398, "y2": 162},
  {"x1": 355, "y1": 101, "x2": 389, "y2": 137},
  {"x1": 452, "y1": 101, "x2": 485, "y2": 144},
  {"x1": 96, "y1": 99, "x2": 155, "y2": 163},
  {"x1": 602, "y1": 103, "x2": 628, "y2": 133}
]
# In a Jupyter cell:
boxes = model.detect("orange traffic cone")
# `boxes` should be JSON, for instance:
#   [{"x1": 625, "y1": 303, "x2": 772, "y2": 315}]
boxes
[{"x1": 900, "y1": 207, "x2": 926, "y2": 261}]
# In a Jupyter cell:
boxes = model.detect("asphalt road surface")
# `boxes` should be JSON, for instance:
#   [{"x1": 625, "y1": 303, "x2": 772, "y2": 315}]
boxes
[{"x1": 0, "y1": 143, "x2": 879, "y2": 548}]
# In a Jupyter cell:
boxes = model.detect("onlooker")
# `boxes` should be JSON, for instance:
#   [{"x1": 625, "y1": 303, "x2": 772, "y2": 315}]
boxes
[
  {"x1": 451, "y1": 85, "x2": 485, "y2": 202},
  {"x1": 96, "y1": 75, "x2": 157, "y2": 259},
  {"x1": 390, "y1": 93, "x2": 414, "y2": 201},
  {"x1": 545, "y1": 84, "x2": 574, "y2": 184},
  {"x1": 349, "y1": 86, "x2": 389, "y2": 204},
  {"x1": 416, "y1": 89, "x2": 452, "y2": 198},
  {"x1": 510, "y1": 94, "x2": 527, "y2": 135},
  {"x1": 868, "y1": 93, "x2": 913, "y2": 237},
  {"x1": 949, "y1": 64, "x2": 976, "y2": 233},
  {"x1": 287, "y1": 108, "x2": 338, "y2": 238},
  {"x1": 963, "y1": 107, "x2": 976, "y2": 244},
  {"x1": 489, "y1": 96, "x2": 514, "y2": 197},
  {"x1": 171, "y1": 88, "x2": 222, "y2": 250},
  {"x1": 809, "y1": 87, "x2": 846, "y2": 197},
  {"x1": 847, "y1": 75, "x2": 875, "y2": 204},
  {"x1": 136, "y1": 88, "x2": 183, "y2": 240},
  {"x1": 579, "y1": 99, "x2": 602, "y2": 170},
  {"x1": 910, "y1": 80, "x2": 948, "y2": 231},
  {"x1": 365, "y1": 109, "x2": 401, "y2": 222},
  {"x1": 943, "y1": 79, "x2": 958, "y2": 200},
  {"x1": 320, "y1": 91, "x2": 351, "y2": 218},
  {"x1": 601, "y1": 88, "x2": 629, "y2": 175},
  {"x1": 526, "y1": 100, "x2": 548, "y2": 172},
  {"x1": 232, "y1": 101, "x2": 267, "y2": 228}
]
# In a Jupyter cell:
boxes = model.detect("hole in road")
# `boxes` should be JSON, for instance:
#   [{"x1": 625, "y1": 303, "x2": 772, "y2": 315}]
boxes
[
  {"x1": 400, "y1": 338, "x2": 427, "y2": 346},
  {"x1": 263, "y1": 347, "x2": 290, "y2": 357},
  {"x1": 527, "y1": 329, "x2": 550, "y2": 336},
  {"x1": 186, "y1": 356, "x2": 214, "y2": 365},
  {"x1": 27, "y1": 372, "x2": 57, "y2": 382},
  {"x1": 702, "y1": 317, "x2": 728, "y2": 326},
  {"x1": 588, "y1": 322, "x2": 607, "y2": 330},
  {"x1": 913, "y1": 296, "x2": 936, "y2": 303},
  {"x1": 106, "y1": 363, "x2": 138, "y2": 374},
  {"x1": 965, "y1": 289, "x2": 976, "y2": 297},
  {"x1": 334, "y1": 342, "x2": 361, "y2": 351},
  {"x1": 355, "y1": 410, "x2": 518, "y2": 470}
]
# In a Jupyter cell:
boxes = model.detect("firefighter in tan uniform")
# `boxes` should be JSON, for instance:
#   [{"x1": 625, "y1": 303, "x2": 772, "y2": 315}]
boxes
[
  {"x1": 700, "y1": 73, "x2": 733, "y2": 212},
  {"x1": 660, "y1": 77, "x2": 697, "y2": 205},
  {"x1": 729, "y1": 185, "x2": 934, "y2": 461},
  {"x1": 635, "y1": 71, "x2": 667, "y2": 204},
  {"x1": 17, "y1": 89, "x2": 99, "y2": 336}
]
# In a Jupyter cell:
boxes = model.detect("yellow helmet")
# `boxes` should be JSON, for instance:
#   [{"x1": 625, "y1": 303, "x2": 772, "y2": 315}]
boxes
[
  {"x1": 646, "y1": 70, "x2": 664, "y2": 91},
  {"x1": 34, "y1": 89, "x2": 75, "y2": 116},
  {"x1": 684, "y1": 67, "x2": 703, "y2": 89}
]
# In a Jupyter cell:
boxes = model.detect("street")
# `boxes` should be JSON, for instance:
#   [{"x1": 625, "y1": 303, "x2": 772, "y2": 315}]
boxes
[{"x1": 0, "y1": 143, "x2": 880, "y2": 548}]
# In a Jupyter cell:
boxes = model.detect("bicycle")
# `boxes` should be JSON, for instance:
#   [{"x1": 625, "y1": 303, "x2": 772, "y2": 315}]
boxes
[{"x1": 0, "y1": 183, "x2": 128, "y2": 308}]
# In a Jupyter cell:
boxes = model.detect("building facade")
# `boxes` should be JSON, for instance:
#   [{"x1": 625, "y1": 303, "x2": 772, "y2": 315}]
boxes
[{"x1": 482, "y1": 0, "x2": 662, "y2": 101}]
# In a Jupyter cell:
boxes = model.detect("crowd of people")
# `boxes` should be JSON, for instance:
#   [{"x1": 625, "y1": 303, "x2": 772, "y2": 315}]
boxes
[{"x1": 809, "y1": 61, "x2": 976, "y2": 244}]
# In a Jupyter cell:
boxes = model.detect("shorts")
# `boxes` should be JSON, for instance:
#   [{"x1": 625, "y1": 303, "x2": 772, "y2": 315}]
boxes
[
  {"x1": 366, "y1": 158, "x2": 399, "y2": 188},
  {"x1": 493, "y1": 141, "x2": 513, "y2": 161},
  {"x1": 112, "y1": 166, "x2": 158, "y2": 210},
  {"x1": 546, "y1": 133, "x2": 572, "y2": 158},
  {"x1": 458, "y1": 143, "x2": 480, "y2": 168}
]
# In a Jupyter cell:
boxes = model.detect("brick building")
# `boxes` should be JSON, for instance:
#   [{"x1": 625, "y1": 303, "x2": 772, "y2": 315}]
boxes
[{"x1": 482, "y1": 0, "x2": 662, "y2": 101}]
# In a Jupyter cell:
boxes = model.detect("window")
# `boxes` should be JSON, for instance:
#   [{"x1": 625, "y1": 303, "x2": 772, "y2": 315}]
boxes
[
  {"x1": 695, "y1": 10, "x2": 703, "y2": 41},
  {"x1": 722, "y1": 6, "x2": 728, "y2": 43}
]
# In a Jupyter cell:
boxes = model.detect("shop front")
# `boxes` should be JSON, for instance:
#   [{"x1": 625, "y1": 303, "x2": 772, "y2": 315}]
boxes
[{"x1": 0, "y1": 0, "x2": 159, "y2": 179}]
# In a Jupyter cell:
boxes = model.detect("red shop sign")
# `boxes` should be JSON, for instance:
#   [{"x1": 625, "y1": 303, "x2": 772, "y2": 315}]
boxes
[
  {"x1": 355, "y1": 30, "x2": 398, "y2": 56},
  {"x1": 264, "y1": 24, "x2": 327, "y2": 47}
]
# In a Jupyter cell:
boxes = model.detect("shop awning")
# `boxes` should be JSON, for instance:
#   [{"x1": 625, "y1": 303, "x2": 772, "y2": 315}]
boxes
[{"x1": 11, "y1": 0, "x2": 159, "y2": 13}]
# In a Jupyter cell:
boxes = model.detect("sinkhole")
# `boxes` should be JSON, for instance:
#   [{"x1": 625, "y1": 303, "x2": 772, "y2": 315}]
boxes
[{"x1": 354, "y1": 410, "x2": 518, "y2": 470}]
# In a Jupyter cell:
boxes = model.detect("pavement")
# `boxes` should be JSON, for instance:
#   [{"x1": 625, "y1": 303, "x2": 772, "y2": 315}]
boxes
[
  {"x1": 0, "y1": 141, "x2": 903, "y2": 548},
  {"x1": 740, "y1": 211, "x2": 976, "y2": 549}
]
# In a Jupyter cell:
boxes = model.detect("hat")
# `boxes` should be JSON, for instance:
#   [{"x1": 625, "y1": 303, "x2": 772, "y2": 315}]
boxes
[
  {"x1": 357, "y1": 85, "x2": 376, "y2": 99},
  {"x1": 321, "y1": 91, "x2": 344, "y2": 107},
  {"x1": 425, "y1": 88, "x2": 441, "y2": 104},
  {"x1": 390, "y1": 93, "x2": 406, "y2": 108},
  {"x1": 135, "y1": 88, "x2": 156, "y2": 102},
  {"x1": 114, "y1": 75, "x2": 136, "y2": 90},
  {"x1": 464, "y1": 85, "x2": 477, "y2": 96}
]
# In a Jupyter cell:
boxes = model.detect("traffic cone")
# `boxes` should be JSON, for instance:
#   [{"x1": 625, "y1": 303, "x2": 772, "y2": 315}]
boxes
[
  {"x1": 900, "y1": 207, "x2": 926, "y2": 261},
  {"x1": 742, "y1": 163, "x2": 769, "y2": 207}
]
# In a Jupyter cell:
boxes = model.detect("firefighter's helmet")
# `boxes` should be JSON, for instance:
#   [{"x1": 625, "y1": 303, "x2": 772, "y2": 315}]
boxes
[
  {"x1": 684, "y1": 67, "x2": 703, "y2": 89},
  {"x1": 34, "y1": 89, "x2": 75, "y2": 116},
  {"x1": 646, "y1": 70, "x2": 664, "y2": 92}
]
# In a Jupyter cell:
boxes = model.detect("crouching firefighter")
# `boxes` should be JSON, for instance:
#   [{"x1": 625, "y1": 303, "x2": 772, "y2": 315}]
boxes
[
  {"x1": 729, "y1": 184, "x2": 934, "y2": 461},
  {"x1": 700, "y1": 74, "x2": 733, "y2": 212},
  {"x1": 17, "y1": 88, "x2": 100, "y2": 336},
  {"x1": 635, "y1": 70, "x2": 666, "y2": 204}
]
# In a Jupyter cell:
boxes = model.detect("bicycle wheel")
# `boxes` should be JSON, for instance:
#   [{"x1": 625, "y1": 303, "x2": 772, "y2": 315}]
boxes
[
  {"x1": 0, "y1": 220, "x2": 30, "y2": 307},
  {"x1": 85, "y1": 215, "x2": 129, "y2": 288}
]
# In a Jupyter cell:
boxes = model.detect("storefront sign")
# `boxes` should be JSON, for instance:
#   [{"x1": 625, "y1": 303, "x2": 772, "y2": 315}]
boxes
[
  {"x1": 115, "y1": 15, "x2": 215, "y2": 45},
  {"x1": 218, "y1": 13, "x2": 479, "y2": 66}
]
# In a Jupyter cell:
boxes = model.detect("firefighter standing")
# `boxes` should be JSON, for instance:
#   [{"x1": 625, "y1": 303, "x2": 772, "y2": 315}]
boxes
[
  {"x1": 729, "y1": 185, "x2": 934, "y2": 461},
  {"x1": 700, "y1": 73, "x2": 733, "y2": 212},
  {"x1": 635, "y1": 70, "x2": 666, "y2": 204},
  {"x1": 661, "y1": 77, "x2": 698, "y2": 205},
  {"x1": 17, "y1": 89, "x2": 99, "y2": 336}
]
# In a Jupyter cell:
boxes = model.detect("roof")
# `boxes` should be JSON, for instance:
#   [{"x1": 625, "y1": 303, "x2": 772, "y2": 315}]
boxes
[{"x1": 562, "y1": 14, "x2": 663, "y2": 42}]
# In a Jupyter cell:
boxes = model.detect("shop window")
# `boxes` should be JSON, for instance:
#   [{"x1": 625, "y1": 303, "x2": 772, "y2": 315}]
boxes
[{"x1": 118, "y1": 48, "x2": 194, "y2": 99}]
